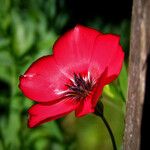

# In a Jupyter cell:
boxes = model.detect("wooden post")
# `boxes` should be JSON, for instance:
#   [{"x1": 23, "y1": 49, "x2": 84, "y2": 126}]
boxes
[{"x1": 123, "y1": 0, "x2": 150, "y2": 149}]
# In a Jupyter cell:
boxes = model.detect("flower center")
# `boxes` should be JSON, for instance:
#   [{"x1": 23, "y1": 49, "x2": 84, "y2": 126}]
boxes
[{"x1": 65, "y1": 73, "x2": 94, "y2": 100}]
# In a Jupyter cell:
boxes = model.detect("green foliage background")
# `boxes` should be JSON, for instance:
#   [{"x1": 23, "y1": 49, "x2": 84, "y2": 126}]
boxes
[{"x1": 0, "y1": 0, "x2": 130, "y2": 149}]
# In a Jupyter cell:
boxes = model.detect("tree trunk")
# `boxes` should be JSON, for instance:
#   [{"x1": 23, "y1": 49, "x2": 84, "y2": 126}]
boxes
[{"x1": 123, "y1": 0, "x2": 150, "y2": 149}]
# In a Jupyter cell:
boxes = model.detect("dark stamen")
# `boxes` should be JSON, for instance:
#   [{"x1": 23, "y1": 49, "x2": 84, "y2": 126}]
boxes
[{"x1": 65, "y1": 73, "x2": 94, "y2": 100}]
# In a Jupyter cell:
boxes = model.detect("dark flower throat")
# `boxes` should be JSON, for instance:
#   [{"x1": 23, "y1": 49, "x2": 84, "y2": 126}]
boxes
[{"x1": 65, "y1": 73, "x2": 94, "y2": 100}]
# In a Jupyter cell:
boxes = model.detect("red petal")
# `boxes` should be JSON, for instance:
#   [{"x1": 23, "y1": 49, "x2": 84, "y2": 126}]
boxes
[
  {"x1": 28, "y1": 99, "x2": 78, "y2": 128},
  {"x1": 19, "y1": 56, "x2": 68, "y2": 102},
  {"x1": 90, "y1": 38, "x2": 124, "y2": 107},
  {"x1": 104, "y1": 45, "x2": 124, "y2": 84},
  {"x1": 75, "y1": 69, "x2": 108, "y2": 117},
  {"x1": 53, "y1": 25, "x2": 102, "y2": 76},
  {"x1": 75, "y1": 96, "x2": 94, "y2": 117},
  {"x1": 89, "y1": 34, "x2": 120, "y2": 79},
  {"x1": 91, "y1": 69, "x2": 108, "y2": 107}
]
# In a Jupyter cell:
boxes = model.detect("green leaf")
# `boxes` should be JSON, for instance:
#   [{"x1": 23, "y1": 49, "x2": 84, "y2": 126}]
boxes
[
  {"x1": 46, "y1": 121, "x2": 63, "y2": 142},
  {"x1": 0, "y1": 140, "x2": 4, "y2": 150},
  {"x1": 11, "y1": 11, "x2": 35, "y2": 56},
  {"x1": 118, "y1": 63, "x2": 128, "y2": 101},
  {"x1": 34, "y1": 138, "x2": 49, "y2": 150},
  {"x1": 103, "y1": 84, "x2": 122, "y2": 101},
  {"x1": 45, "y1": 0, "x2": 57, "y2": 19},
  {"x1": 26, "y1": 129, "x2": 50, "y2": 145},
  {"x1": 0, "y1": 38, "x2": 10, "y2": 49},
  {"x1": 55, "y1": 13, "x2": 69, "y2": 30},
  {"x1": 26, "y1": 121, "x2": 63, "y2": 146},
  {"x1": 35, "y1": 12, "x2": 47, "y2": 38},
  {"x1": 36, "y1": 30, "x2": 57, "y2": 55},
  {"x1": 5, "y1": 98, "x2": 22, "y2": 149},
  {"x1": 51, "y1": 142, "x2": 65, "y2": 150},
  {"x1": 0, "y1": 66, "x2": 10, "y2": 83},
  {"x1": 0, "y1": 0, "x2": 11, "y2": 31},
  {"x1": 0, "y1": 50, "x2": 13, "y2": 66},
  {"x1": 103, "y1": 63, "x2": 128, "y2": 103},
  {"x1": 0, "y1": 117, "x2": 7, "y2": 149},
  {"x1": 0, "y1": 51, "x2": 13, "y2": 83}
]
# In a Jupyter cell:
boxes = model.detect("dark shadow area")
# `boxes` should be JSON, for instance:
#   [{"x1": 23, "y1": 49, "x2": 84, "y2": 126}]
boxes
[
  {"x1": 62, "y1": 0, "x2": 132, "y2": 30},
  {"x1": 140, "y1": 54, "x2": 150, "y2": 149}
]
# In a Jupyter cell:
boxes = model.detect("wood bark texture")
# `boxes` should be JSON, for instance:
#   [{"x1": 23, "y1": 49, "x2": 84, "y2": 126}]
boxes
[{"x1": 123, "y1": 0, "x2": 150, "y2": 149}]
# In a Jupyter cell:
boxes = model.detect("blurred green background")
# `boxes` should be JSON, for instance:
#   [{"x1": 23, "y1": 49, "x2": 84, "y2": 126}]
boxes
[{"x1": 0, "y1": 0, "x2": 131, "y2": 149}]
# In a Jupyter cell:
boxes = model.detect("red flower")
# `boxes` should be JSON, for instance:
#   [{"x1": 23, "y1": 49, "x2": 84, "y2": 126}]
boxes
[{"x1": 19, "y1": 25, "x2": 124, "y2": 128}]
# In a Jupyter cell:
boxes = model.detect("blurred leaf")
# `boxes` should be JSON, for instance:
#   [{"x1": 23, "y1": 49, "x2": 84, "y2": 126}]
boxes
[
  {"x1": 103, "y1": 84, "x2": 122, "y2": 101},
  {"x1": 118, "y1": 63, "x2": 128, "y2": 101},
  {"x1": 0, "y1": 140, "x2": 4, "y2": 150},
  {"x1": 35, "y1": 12, "x2": 47, "y2": 38},
  {"x1": 46, "y1": 122, "x2": 63, "y2": 142},
  {"x1": 120, "y1": 20, "x2": 130, "y2": 51},
  {"x1": 26, "y1": 121, "x2": 63, "y2": 145},
  {"x1": 0, "y1": 51, "x2": 13, "y2": 82},
  {"x1": 0, "y1": 98, "x2": 22, "y2": 149},
  {"x1": 36, "y1": 30, "x2": 57, "y2": 54},
  {"x1": 0, "y1": 38, "x2": 10, "y2": 49},
  {"x1": 6, "y1": 113, "x2": 20, "y2": 149},
  {"x1": 0, "y1": 14, "x2": 11, "y2": 32},
  {"x1": 0, "y1": 50, "x2": 13, "y2": 66},
  {"x1": 0, "y1": 0, "x2": 11, "y2": 31},
  {"x1": 0, "y1": 66, "x2": 11, "y2": 83},
  {"x1": 102, "y1": 96, "x2": 125, "y2": 149},
  {"x1": 103, "y1": 63, "x2": 128, "y2": 102},
  {"x1": 0, "y1": 0, "x2": 10, "y2": 15},
  {"x1": 11, "y1": 11, "x2": 35, "y2": 56},
  {"x1": 45, "y1": 0, "x2": 57, "y2": 19},
  {"x1": 34, "y1": 138, "x2": 49, "y2": 150},
  {"x1": 0, "y1": 117, "x2": 7, "y2": 149},
  {"x1": 22, "y1": 97, "x2": 33, "y2": 110},
  {"x1": 5, "y1": 98, "x2": 21, "y2": 149},
  {"x1": 55, "y1": 14, "x2": 69, "y2": 30},
  {"x1": 26, "y1": 129, "x2": 50, "y2": 145},
  {"x1": 51, "y1": 142, "x2": 65, "y2": 150}
]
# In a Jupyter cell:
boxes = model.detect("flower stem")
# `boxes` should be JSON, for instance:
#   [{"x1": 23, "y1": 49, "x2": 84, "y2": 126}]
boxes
[
  {"x1": 100, "y1": 114, "x2": 117, "y2": 150},
  {"x1": 95, "y1": 101, "x2": 117, "y2": 150}
]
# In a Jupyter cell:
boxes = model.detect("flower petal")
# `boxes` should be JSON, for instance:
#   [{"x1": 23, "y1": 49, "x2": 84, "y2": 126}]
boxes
[
  {"x1": 90, "y1": 44, "x2": 124, "y2": 107},
  {"x1": 104, "y1": 45, "x2": 124, "y2": 84},
  {"x1": 53, "y1": 25, "x2": 102, "y2": 76},
  {"x1": 19, "y1": 56, "x2": 68, "y2": 102},
  {"x1": 28, "y1": 99, "x2": 78, "y2": 128},
  {"x1": 89, "y1": 34, "x2": 120, "y2": 79},
  {"x1": 75, "y1": 96, "x2": 94, "y2": 117},
  {"x1": 91, "y1": 69, "x2": 108, "y2": 107}
]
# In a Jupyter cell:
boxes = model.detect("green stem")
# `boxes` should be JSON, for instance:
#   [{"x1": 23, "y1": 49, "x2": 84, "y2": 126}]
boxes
[
  {"x1": 94, "y1": 101, "x2": 117, "y2": 150},
  {"x1": 100, "y1": 114, "x2": 117, "y2": 150}
]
